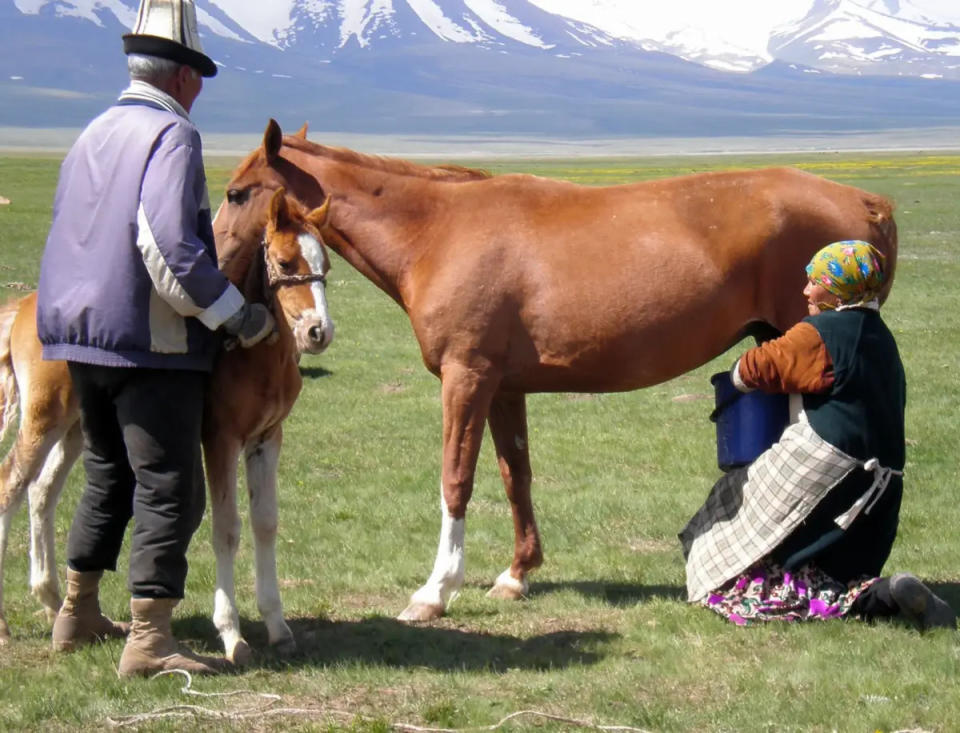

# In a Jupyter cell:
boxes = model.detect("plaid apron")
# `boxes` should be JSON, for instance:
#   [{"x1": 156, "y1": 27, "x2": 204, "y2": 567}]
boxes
[{"x1": 680, "y1": 421, "x2": 859, "y2": 602}]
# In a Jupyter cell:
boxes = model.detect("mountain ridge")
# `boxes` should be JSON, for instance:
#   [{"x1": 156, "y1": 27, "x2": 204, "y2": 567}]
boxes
[{"x1": 3, "y1": 1, "x2": 960, "y2": 136}]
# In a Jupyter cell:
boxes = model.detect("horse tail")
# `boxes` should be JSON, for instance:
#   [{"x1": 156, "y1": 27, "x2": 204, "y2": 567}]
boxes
[
  {"x1": 863, "y1": 193, "x2": 898, "y2": 305},
  {"x1": 0, "y1": 298, "x2": 21, "y2": 444}
]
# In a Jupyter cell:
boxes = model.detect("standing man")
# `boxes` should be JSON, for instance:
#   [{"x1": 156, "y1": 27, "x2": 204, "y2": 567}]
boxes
[{"x1": 36, "y1": 0, "x2": 274, "y2": 676}]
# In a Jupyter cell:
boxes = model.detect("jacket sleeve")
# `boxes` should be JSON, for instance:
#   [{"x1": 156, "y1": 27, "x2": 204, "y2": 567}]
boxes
[
  {"x1": 732, "y1": 321, "x2": 834, "y2": 394},
  {"x1": 135, "y1": 125, "x2": 244, "y2": 330}
]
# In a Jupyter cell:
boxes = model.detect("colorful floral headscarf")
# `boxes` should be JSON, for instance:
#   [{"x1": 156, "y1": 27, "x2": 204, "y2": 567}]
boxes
[{"x1": 805, "y1": 240, "x2": 885, "y2": 308}]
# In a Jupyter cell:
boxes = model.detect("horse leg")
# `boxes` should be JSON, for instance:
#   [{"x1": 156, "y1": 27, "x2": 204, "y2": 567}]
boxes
[
  {"x1": 0, "y1": 408, "x2": 74, "y2": 640},
  {"x1": 485, "y1": 391, "x2": 542, "y2": 600},
  {"x1": 398, "y1": 363, "x2": 497, "y2": 622},
  {"x1": 206, "y1": 436, "x2": 250, "y2": 665},
  {"x1": 245, "y1": 428, "x2": 295, "y2": 655},
  {"x1": 28, "y1": 420, "x2": 83, "y2": 623},
  {"x1": 0, "y1": 488, "x2": 26, "y2": 644}
]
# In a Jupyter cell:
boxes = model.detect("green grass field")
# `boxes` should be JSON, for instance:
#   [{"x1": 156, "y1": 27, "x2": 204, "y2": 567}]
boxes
[{"x1": 1, "y1": 150, "x2": 959, "y2": 732}]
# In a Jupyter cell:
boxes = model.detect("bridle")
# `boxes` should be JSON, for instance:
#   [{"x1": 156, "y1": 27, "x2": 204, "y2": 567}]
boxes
[{"x1": 261, "y1": 233, "x2": 328, "y2": 290}]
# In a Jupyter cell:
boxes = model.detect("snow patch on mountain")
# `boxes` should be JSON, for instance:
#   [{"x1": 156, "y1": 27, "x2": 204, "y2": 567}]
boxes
[
  {"x1": 406, "y1": 0, "x2": 481, "y2": 43},
  {"x1": 529, "y1": 0, "x2": 815, "y2": 71},
  {"x1": 207, "y1": 0, "x2": 297, "y2": 46},
  {"x1": 861, "y1": 0, "x2": 960, "y2": 27},
  {"x1": 466, "y1": 0, "x2": 552, "y2": 48},
  {"x1": 13, "y1": 0, "x2": 136, "y2": 28}
]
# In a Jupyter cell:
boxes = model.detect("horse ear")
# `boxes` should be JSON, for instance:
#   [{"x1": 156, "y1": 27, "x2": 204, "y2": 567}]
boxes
[
  {"x1": 268, "y1": 187, "x2": 289, "y2": 229},
  {"x1": 263, "y1": 119, "x2": 283, "y2": 162},
  {"x1": 294, "y1": 122, "x2": 308, "y2": 139},
  {"x1": 307, "y1": 195, "x2": 332, "y2": 229}
]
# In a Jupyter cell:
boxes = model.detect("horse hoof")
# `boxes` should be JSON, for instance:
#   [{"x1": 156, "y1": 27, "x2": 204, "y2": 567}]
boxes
[
  {"x1": 397, "y1": 602, "x2": 445, "y2": 622},
  {"x1": 270, "y1": 635, "x2": 297, "y2": 657},
  {"x1": 228, "y1": 639, "x2": 252, "y2": 666},
  {"x1": 486, "y1": 583, "x2": 526, "y2": 601},
  {"x1": 0, "y1": 622, "x2": 10, "y2": 646}
]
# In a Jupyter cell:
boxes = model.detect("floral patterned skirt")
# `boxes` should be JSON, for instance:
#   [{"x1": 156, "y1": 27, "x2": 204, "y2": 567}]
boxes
[{"x1": 703, "y1": 561, "x2": 878, "y2": 625}]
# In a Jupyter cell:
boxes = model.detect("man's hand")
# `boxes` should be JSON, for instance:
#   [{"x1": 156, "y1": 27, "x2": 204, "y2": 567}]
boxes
[{"x1": 223, "y1": 303, "x2": 277, "y2": 348}]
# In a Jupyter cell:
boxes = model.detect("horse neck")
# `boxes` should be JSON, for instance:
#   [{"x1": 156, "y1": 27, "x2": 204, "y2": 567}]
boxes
[
  {"x1": 229, "y1": 245, "x2": 297, "y2": 354},
  {"x1": 283, "y1": 148, "x2": 440, "y2": 308}
]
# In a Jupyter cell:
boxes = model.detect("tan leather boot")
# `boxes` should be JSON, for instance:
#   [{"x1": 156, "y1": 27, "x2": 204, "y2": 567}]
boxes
[
  {"x1": 51, "y1": 569, "x2": 130, "y2": 652},
  {"x1": 117, "y1": 598, "x2": 227, "y2": 677}
]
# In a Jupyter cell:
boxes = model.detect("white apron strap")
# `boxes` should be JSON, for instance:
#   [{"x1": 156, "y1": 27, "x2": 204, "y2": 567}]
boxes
[{"x1": 833, "y1": 457, "x2": 903, "y2": 530}]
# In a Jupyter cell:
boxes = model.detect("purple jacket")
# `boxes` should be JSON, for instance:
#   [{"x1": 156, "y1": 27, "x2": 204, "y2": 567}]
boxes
[{"x1": 37, "y1": 82, "x2": 244, "y2": 371}]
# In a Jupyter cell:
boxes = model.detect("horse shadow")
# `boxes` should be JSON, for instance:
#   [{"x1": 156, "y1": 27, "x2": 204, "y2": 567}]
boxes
[
  {"x1": 524, "y1": 580, "x2": 686, "y2": 606},
  {"x1": 173, "y1": 614, "x2": 617, "y2": 673},
  {"x1": 299, "y1": 364, "x2": 333, "y2": 379}
]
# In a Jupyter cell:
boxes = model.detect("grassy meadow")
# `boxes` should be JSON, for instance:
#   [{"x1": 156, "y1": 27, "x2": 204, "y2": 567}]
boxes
[{"x1": 0, "y1": 149, "x2": 959, "y2": 731}]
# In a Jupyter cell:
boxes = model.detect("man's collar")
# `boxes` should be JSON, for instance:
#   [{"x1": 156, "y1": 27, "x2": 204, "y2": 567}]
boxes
[{"x1": 118, "y1": 80, "x2": 191, "y2": 120}]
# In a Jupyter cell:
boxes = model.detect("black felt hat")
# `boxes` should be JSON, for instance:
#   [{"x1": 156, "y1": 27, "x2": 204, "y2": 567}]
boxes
[{"x1": 122, "y1": 0, "x2": 217, "y2": 78}]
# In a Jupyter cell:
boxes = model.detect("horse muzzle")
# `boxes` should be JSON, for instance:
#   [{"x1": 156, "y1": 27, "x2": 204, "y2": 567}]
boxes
[{"x1": 294, "y1": 313, "x2": 334, "y2": 355}]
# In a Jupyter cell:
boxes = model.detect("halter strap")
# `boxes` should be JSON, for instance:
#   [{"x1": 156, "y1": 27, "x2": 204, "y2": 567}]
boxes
[{"x1": 261, "y1": 234, "x2": 328, "y2": 289}]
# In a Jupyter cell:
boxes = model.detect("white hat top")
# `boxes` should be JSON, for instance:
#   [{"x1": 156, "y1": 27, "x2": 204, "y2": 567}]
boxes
[{"x1": 123, "y1": 0, "x2": 217, "y2": 78}]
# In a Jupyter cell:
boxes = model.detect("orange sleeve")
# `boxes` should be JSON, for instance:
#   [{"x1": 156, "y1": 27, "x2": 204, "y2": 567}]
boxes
[{"x1": 737, "y1": 321, "x2": 834, "y2": 394}]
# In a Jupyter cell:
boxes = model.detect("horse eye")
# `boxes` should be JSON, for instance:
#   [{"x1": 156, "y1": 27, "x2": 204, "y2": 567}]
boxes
[
  {"x1": 276, "y1": 259, "x2": 294, "y2": 271},
  {"x1": 226, "y1": 188, "x2": 249, "y2": 205}
]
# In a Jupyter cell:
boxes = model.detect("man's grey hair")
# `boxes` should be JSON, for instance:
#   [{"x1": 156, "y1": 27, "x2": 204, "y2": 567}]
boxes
[{"x1": 127, "y1": 54, "x2": 183, "y2": 82}]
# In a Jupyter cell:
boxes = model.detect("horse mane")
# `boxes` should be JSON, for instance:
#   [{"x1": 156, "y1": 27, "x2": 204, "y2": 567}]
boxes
[{"x1": 283, "y1": 136, "x2": 492, "y2": 182}]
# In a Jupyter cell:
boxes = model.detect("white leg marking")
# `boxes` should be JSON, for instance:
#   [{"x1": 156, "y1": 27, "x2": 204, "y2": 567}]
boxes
[
  {"x1": 210, "y1": 448, "x2": 245, "y2": 662},
  {"x1": 493, "y1": 568, "x2": 528, "y2": 596},
  {"x1": 245, "y1": 435, "x2": 293, "y2": 650},
  {"x1": 408, "y1": 482, "x2": 465, "y2": 611}
]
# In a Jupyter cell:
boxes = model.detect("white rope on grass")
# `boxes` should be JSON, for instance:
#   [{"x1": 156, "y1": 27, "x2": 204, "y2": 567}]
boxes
[
  {"x1": 149, "y1": 669, "x2": 282, "y2": 701},
  {"x1": 106, "y1": 669, "x2": 653, "y2": 731}
]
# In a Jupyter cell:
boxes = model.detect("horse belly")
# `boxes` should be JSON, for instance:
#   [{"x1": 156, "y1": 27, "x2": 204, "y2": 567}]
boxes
[{"x1": 501, "y1": 298, "x2": 746, "y2": 393}]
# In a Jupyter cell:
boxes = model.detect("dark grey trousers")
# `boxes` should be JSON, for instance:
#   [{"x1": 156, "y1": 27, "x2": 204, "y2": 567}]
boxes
[
  {"x1": 849, "y1": 577, "x2": 898, "y2": 621},
  {"x1": 66, "y1": 363, "x2": 206, "y2": 599}
]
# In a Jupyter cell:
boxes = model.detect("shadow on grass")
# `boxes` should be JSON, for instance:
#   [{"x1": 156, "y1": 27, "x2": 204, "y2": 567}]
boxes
[
  {"x1": 299, "y1": 365, "x2": 333, "y2": 379},
  {"x1": 173, "y1": 614, "x2": 615, "y2": 673},
  {"x1": 526, "y1": 580, "x2": 685, "y2": 606},
  {"x1": 927, "y1": 581, "x2": 960, "y2": 611}
]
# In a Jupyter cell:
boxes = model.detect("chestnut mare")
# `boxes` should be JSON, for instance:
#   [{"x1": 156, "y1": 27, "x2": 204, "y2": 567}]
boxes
[
  {"x1": 223, "y1": 120, "x2": 898, "y2": 622},
  {"x1": 0, "y1": 189, "x2": 333, "y2": 664}
]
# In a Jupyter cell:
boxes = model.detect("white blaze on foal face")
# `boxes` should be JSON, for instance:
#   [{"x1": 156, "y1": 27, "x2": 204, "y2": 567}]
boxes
[{"x1": 294, "y1": 231, "x2": 335, "y2": 354}]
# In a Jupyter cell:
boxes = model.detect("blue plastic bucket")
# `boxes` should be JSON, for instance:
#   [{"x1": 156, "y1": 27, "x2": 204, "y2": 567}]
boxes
[{"x1": 710, "y1": 371, "x2": 789, "y2": 471}]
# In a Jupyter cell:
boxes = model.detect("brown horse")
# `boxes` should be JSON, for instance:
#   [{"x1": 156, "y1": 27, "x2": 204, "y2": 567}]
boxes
[
  {"x1": 221, "y1": 120, "x2": 898, "y2": 622},
  {"x1": 0, "y1": 189, "x2": 333, "y2": 662}
]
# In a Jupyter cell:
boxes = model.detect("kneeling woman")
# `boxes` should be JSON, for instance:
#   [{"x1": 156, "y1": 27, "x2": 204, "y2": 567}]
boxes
[{"x1": 681, "y1": 240, "x2": 955, "y2": 630}]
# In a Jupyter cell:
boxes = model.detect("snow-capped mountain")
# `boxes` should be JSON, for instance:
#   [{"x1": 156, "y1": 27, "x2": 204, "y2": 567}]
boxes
[
  {"x1": 10, "y1": 0, "x2": 960, "y2": 74},
  {"x1": 771, "y1": 0, "x2": 960, "y2": 78},
  {"x1": 3, "y1": 0, "x2": 960, "y2": 136}
]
